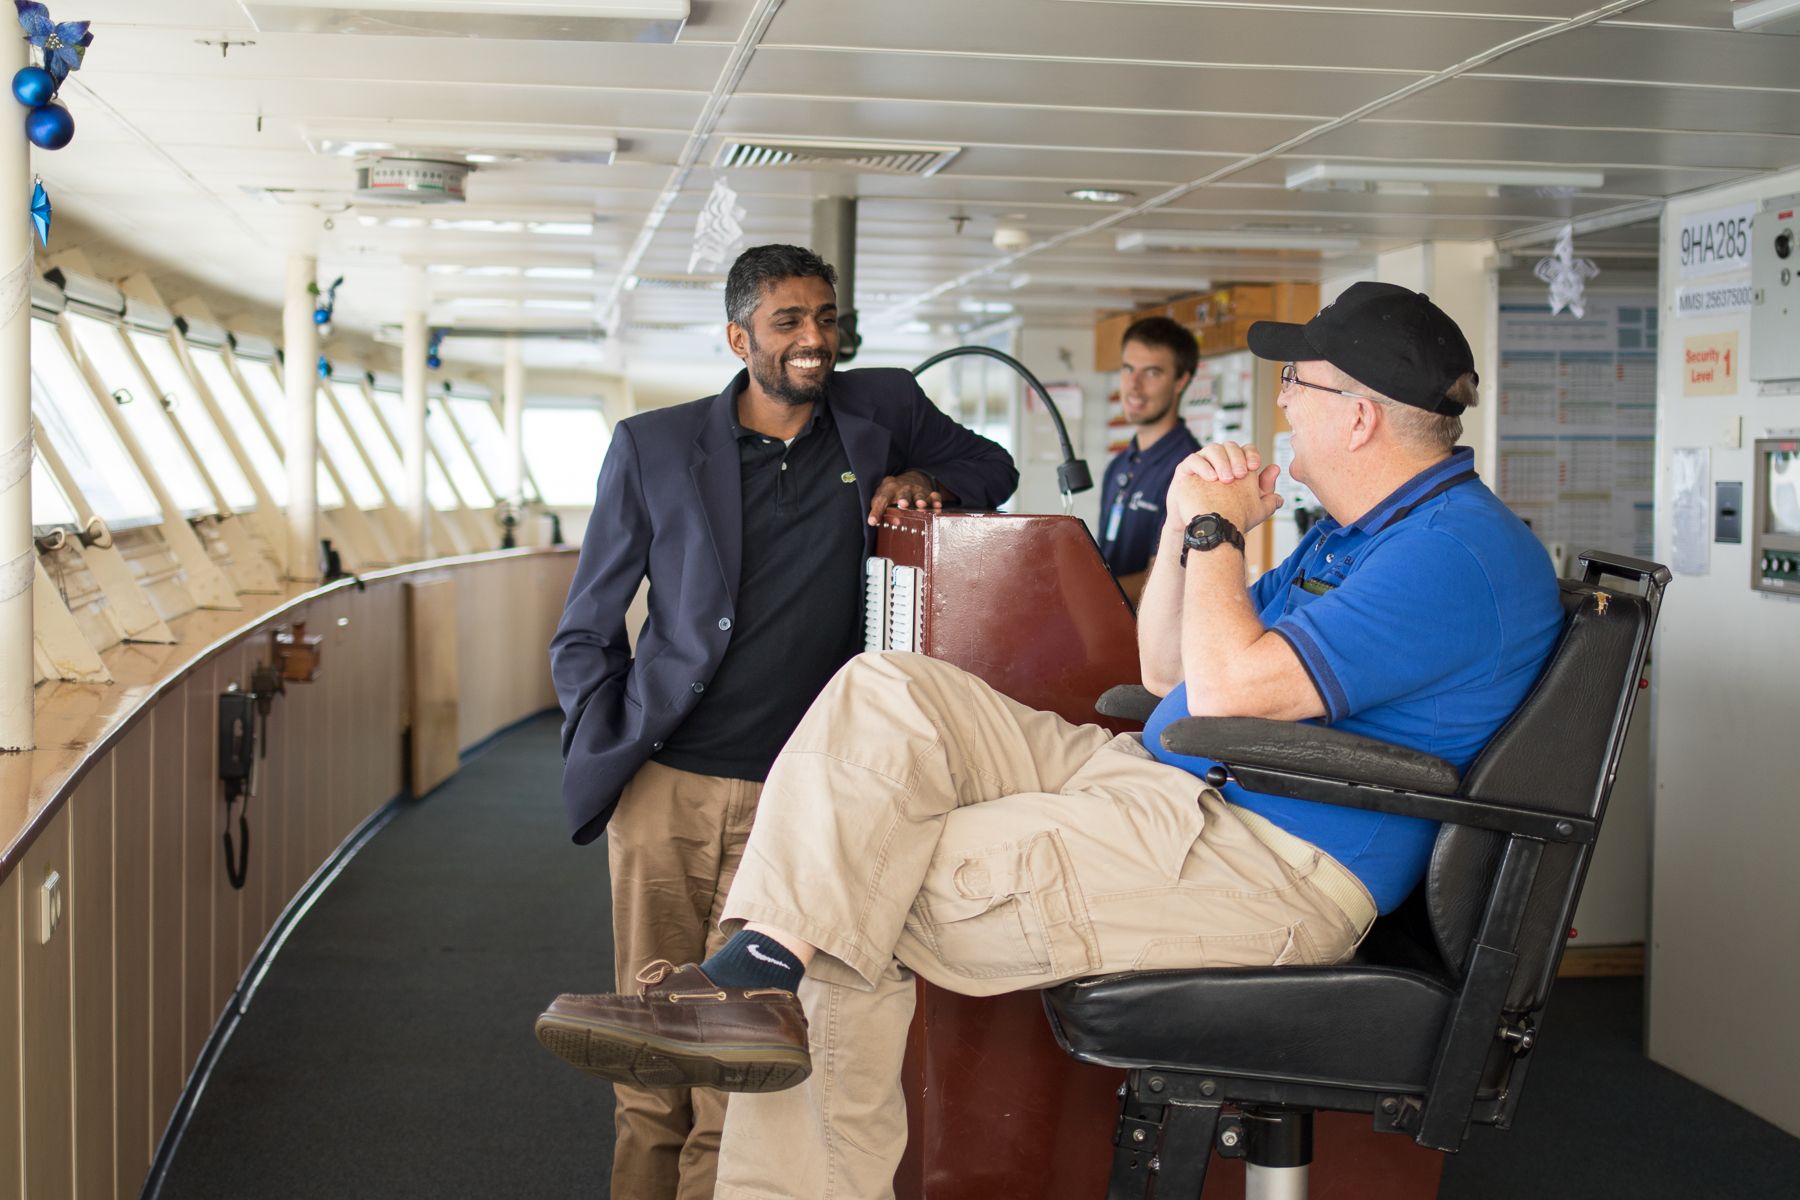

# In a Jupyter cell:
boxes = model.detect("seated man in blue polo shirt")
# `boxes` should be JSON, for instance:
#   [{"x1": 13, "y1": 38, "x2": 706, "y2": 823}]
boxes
[
  {"x1": 1099, "y1": 315, "x2": 1202, "y2": 601},
  {"x1": 534, "y1": 283, "x2": 1565, "y2": 1200}
]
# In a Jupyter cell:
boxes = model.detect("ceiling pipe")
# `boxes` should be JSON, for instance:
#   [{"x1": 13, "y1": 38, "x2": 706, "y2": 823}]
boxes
[{"x1": 598, "y1": 0, "x2": 785, "y2": 336}]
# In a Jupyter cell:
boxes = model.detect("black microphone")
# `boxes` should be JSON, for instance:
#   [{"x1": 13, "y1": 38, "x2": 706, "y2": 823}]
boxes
[{"x1": 911, "y1": 345, "x2": 1093, "y2": 501}]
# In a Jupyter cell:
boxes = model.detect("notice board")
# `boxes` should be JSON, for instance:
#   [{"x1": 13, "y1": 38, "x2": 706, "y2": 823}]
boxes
[{"x1": 1496, "y1": 289, "x2": 1658, "y2": 561}]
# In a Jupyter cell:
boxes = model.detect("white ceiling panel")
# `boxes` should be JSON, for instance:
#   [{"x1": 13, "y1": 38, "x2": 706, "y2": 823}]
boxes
[
  {"x1": 70, "y1": 26, "x2": 733, "y2": 92},
  {"x1": 761, "y1": 0, "x2": 1524, "y2": 70},
  {"x1": 1489, "y1": 21, "x2": 1800, "y2": 87},
  {"x1": 83, "y1": 75, "x2": 710, "y2": 132},
  {"x1": 1382, "y1": 76, "x2": 1800, "y2": 137},
  {"x1": 31, "y1": 1, "x2": 1800, "y2": 360},
  {"x1": 736, "y1": 49, "x2": 1418, "y2": 117},
  {"x1": 1324, "y1": 121, "x2": 1800, "y2": 173},
  {"x1": 718, "y1": 96, "x2": 1318, "y2": 155}
]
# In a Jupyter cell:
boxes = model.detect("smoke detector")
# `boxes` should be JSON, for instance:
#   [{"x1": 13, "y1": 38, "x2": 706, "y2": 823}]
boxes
[
  {"x1": 354, "y1": 156, "x2": 470, "y2": 204},
  {"x1": 993, "y1": 221, "x2": 1030, "y2": 253}
]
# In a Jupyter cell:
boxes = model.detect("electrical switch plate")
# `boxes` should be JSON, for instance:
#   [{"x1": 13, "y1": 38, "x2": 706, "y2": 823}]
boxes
[
  {"x1": 1723, "y1": 415, "x2": 1743, "y2": 449},
  {"x1": 37, "y1": 869, "x2": 62, "y2": 945},
  {"x1": 1716, "y1": 482, "x2": 1744, "y2": 543}
]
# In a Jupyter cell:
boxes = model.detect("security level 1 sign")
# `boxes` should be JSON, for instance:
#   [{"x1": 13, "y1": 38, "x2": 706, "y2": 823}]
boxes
[{"x1": 1683, "y1": 332, "x2": 1740, "y2": 396}]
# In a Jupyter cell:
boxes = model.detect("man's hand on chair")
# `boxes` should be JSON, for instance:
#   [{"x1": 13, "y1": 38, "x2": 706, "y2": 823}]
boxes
[{"x1": 868, "y1": 469, "x2": 946, "y2": 526}]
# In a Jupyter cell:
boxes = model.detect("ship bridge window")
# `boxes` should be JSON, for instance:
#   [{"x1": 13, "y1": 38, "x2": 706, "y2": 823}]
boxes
[
  {"x1": 31, "y1": 455, "x2": 78, "y2": 529},
  {"x1": 185, "y1": 344, "x2": 290, "y2": 507},
  {"x1": 333, "y1": 375, "x2": 408, "y2": 497},
  {"x1": 128, "y1": 331, "x2": 260, "y2": 512},
  {"x1": 447, "y1": 395, "x2": 543, "y2": 502},
  {"x1": 29, "y1": 320, "x2": 162, "y2": 528},
  {"x1": 367, "y1": 380, "x2": 463, "y2": 511},
  {"x1": 64, "y1": 312, "x2": 217, "y2": 518},
  {"x1": 427, "y1": 396, "x2": 494, "y2": 508},
  {"x1": 316, "y1": 379, "x2": 386, "y2": 508},
  {"x1": 522, "y1": 400, "x2": 611, "y2": 507},
  {"x1": 234, "y1": 359, "x2": 347, "y2": 509}
]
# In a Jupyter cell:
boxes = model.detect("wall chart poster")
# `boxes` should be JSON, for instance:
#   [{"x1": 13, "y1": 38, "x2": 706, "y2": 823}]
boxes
[{"x1": 1496, "y1": 290, "x2": 1657, "y2": 561}]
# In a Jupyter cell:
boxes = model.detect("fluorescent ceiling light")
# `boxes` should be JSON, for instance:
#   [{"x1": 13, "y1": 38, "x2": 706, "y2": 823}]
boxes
[
  {"x1": 432, "y1": 218, "x2": 525, "y2": 233},
  {"x1": 1285, "y1": 163, "x2": 1604, "y2": 194},
  {"x1": 958, "y1": 300, "x2": 1015, "y2": 315},
  {"x1": 524, "y1": 298, "x2": 595, "y2": 311},
  {"x1": 309, "y1": 122, "x2": 619, "y2": 165},
  {"x1": 1116, "y1": 230, "x2": 1361, "y2": 254},
  {"x1": 243, "y1": 2, "x2": 688, "y2": 43},
  {"x1": 1733, "y1": 0, "x2": 1800, "y2": 34},
  {"x1": 1067, "y1": 187, "x2": 1136, "y2": 204},
  {"x1": 529, "y1": 221, "x2": 595, "y2": 237},
  {"x1": 1009, "y1": 272, "x2": 1211, "y2": 292},
  {"x1": 525, "y1": 265, "x2": 596, "y2": 279}
]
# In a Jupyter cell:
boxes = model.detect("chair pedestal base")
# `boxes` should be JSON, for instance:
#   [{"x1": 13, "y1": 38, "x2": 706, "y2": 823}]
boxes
[
  {"x1": 895, "y1": 984, "x2": 1446, "y2": 1198},
  {"x1": 1245, "y1": 1164, "x2": 1309, "y2": 1200}
]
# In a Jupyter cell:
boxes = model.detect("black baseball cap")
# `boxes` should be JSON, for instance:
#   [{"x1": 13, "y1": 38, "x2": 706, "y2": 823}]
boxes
[{"x1": 1247, "y1": 281, "x2": 1477, "y2": 416}]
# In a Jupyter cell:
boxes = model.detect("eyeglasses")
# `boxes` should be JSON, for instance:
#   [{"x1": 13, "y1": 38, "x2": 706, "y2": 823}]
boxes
[{"x1": 1280, "y1": 362, "x2": 1380, "y2": 403}]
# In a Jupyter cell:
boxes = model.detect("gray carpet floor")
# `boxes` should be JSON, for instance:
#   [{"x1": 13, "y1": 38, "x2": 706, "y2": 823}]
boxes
[
  {"x1": 155, "y1": 712, "x2": 1800, "y2": 1198},
  {"x1": 155, "y1": 714, "x2": 619, "y2": 1199}
]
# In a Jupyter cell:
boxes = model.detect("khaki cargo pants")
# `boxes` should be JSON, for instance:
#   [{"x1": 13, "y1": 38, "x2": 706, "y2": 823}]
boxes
[
  {"x1": 607, "y1": 760, "x2": 760, "y2": 1200},
  {"x1": 714, "y1": 652, "x2": 1375, "y2": 1200}
]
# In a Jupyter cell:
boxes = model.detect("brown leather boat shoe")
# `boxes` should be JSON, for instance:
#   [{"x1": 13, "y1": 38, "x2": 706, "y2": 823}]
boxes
[{"x1": 534, "y1": 960, "x2": 811, "y2": 1092}]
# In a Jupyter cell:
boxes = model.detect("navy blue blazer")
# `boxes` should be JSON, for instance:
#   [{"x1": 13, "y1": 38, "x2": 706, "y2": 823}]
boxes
[{"x1": 550, "y1": 367, "x2": 1019, "y2": 843}]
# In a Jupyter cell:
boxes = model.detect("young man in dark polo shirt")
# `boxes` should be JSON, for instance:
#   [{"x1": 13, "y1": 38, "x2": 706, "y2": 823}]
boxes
[
  {"x1": 545, "y1": 244, "x2": 1016, "y2": 1200},
  {"x1": 1099, "y1": 315, "x2": 1202, "y2": 602}
]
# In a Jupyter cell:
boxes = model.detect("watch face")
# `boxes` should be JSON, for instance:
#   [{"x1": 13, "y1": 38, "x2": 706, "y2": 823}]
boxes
[{"x1": 1195, "y1": 515, "x2": 1220, "y2": 539}]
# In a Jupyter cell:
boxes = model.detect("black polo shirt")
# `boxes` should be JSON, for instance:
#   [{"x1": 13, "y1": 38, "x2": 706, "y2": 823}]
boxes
[
  {"x1": 653, "y1": 401, "x2": 865, "y2": 781},
  {"x1": 1097, "y1": 424, "x2": 1201, "y2": 576}
]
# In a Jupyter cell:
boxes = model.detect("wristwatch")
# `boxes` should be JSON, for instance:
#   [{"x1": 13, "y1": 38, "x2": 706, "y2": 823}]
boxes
[{"x1": 1180, "y1": 513, "x2": 1245, "y2": 565}]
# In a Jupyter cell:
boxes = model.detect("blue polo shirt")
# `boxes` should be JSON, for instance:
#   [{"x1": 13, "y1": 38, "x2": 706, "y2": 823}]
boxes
[
  {"x1": 1142, "y1": 448, "x2": 1563, "y2": 912},
  {"x1": 1098, "y1": 425, "x2": 1201, "y2": 576}
]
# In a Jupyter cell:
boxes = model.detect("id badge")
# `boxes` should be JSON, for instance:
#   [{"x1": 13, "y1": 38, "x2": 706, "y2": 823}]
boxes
[{"x1": 1104, "y1": 500, "x2": 1124, "y2": 543}]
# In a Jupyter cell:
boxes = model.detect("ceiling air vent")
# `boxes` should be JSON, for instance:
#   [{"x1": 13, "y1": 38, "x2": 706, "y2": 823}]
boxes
[{"x1": 712, "y1": 138, "x2": 961, "y2": 178}]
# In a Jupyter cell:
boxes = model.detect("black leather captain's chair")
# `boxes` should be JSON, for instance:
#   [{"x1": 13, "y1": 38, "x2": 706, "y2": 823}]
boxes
[{"x1": 1044, "y1": 550, "x2": 1671, "y2": 1199}]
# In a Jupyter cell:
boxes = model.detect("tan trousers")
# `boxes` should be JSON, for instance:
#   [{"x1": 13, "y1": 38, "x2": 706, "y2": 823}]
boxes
[
  {"x1": 607, "y1": 760, "x2": 760, "y2": 1200},
  {"x1": 714, "y1": 652, "x2": 1375, "y2": 1200}
]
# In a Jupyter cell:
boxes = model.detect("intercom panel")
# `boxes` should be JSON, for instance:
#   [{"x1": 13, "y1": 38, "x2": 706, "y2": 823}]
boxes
[{"x1": 1751, "y1": 193, "x2": 1800, "y2": 382}]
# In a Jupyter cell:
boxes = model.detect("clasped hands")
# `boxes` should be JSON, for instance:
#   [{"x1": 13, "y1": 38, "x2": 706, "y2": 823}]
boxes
[{"x1": 1166, "y1": 441, "x2": 1285, "y2": 533}]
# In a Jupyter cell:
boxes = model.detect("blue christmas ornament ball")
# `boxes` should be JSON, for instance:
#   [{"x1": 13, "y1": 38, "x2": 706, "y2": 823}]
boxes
[
  {"x1": 427, "y1": 354, "x2": 441, "y2": 370},
  {"x1": 313, "y1": 307, "x2": 330, "y2": 325},
  {"x1": 12, "y1": 67, "x2": 54, "y2": 109},
  {"x1": 25, "y1": 103, "x2": 74, "y2": 150}
]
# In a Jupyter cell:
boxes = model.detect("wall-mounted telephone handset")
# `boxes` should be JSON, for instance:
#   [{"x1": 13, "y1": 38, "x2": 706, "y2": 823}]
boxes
[{"x1": 218, "y1": 665, "x2": 288, "y2": 890}]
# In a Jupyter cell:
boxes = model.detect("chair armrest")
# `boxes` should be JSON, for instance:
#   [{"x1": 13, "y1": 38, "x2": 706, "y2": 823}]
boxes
[
  {"x1": 1096, "y1": 684, "x2": 1158, "y2": 724},
  {"x1": 1162, "y1": 716, "x2": 1594, "y2": 844},
  {"x1": 1160, "y1": 716, "x2": 1462, "y2": 793}
]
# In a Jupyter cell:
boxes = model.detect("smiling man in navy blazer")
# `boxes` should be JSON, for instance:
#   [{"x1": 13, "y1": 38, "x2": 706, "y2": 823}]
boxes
[{"x1": 548, "y1": 243, "x2": 1017, "y2": 1200}]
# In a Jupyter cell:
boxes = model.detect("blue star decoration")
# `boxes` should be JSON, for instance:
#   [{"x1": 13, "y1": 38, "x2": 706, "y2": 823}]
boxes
[
  {"x1": 30, "y1": 179, "x2": 49, "y2": 246},
  {"x1": 16, "y1": 3, "x2": 92, "y2": 84}
]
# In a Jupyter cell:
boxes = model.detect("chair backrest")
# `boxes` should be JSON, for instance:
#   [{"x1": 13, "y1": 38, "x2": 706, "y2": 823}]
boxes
[{"x1": 1423, "y1": 574, "x2": 1659, "y2": 1013}]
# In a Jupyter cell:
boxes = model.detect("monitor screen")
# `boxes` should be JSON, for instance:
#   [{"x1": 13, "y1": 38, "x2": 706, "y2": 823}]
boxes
[{"x1": 1768, "y1": 446, "x2": 1800, "y2": 536}]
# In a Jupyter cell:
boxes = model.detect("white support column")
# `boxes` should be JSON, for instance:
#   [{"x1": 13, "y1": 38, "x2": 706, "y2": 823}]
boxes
[
  {"x1": 502, "y1": 336, "x2": 526, "y2": 506},
  {"x1": 401, "y1": 271, "x2": 430, "y2": 560},
  {"x1": 0, "y1": 32, "x2": 33, "y2": 750},
  {"x1": 283, "y1": 252, "x2": 320, "y2": 581}
]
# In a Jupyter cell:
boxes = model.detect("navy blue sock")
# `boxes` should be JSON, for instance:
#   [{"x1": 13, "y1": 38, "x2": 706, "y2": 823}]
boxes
[{"x1": 700, "y1": 930, "x2": 805, "y2": 990}]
